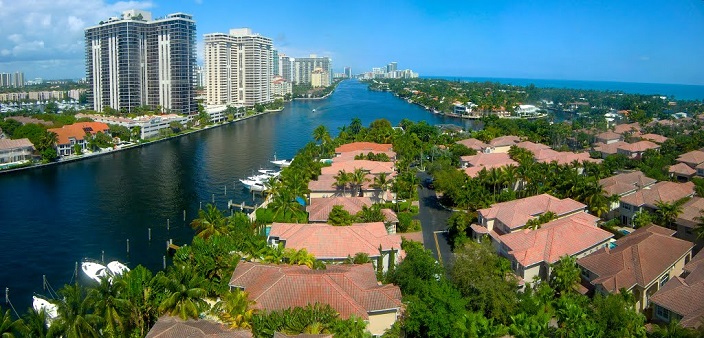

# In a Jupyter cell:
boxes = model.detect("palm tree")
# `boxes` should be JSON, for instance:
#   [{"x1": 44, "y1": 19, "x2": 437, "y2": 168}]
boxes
[
  {"x1": 372, "y1": 172, "x2": 391, "y2": 192},
  {"x1": 39, "y1": 131, "x2": 58, "y2": 152},
  {"x1": 284, "y1": 248, "x2": 316, "y2": 268},
  {"x1": 20, "y1": 307, "x2": 56, "y2": 338},
  {"x1": 0, "y1": 308, "x2": 23, "y2": 338},
  {"x1": 350, "y1": 168, "x2": 370, "y2": 197},
  {"x1": 655, "y1": 200, "x2": 684, "y2": 229},
  {"x1": 214, "y1": 290, "x2": 254, "y2": 329},
  {"x1": 157, "y1": 265, "x2": 208, "y2": 320},
  {"x1": 52, "y1": 284, "x2": 100, "y2": 338},
  {"x1": 269, "y1": 188, "x2": 304, "y2": 223},
  {"x1": 87, "y1": 277, "x2": 130, "y2": 337},
  {"x1": 121, "y1": 265, "x2": 157, "y2": 337},
  {"x1": 312, "y1": 125, "x2": 331, "y2": 157},
  {"x1": 190, "y1": 204, "x2": 228, "y2": 239},
  {"x1": 333, "y1": 170, "x2": 351, "y2": 196},
  {"x1": 695, "y1": 210, "x2": 704, "y2": 240}
]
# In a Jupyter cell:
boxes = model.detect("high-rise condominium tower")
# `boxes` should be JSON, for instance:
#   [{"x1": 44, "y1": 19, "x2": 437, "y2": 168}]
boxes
[
  {"x1": 292, "y1": 55, "x2": 332, "y2": 86},
  {"x1": 85, "y1": 10, "x2": 197, "y2": 114},
  {"x1": 204, "y1": 28, "x2": 273, "y2": 107}
]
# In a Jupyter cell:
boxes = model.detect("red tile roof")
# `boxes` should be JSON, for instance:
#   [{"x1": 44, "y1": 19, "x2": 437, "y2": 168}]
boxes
[
  {"x1": 308, "y1": 174, "x2": 381, "y2": 192},
  {"x1": 460, "y1": 153, "x2": 518, "y2": 177},
  {"x1": 489, "y1": 135, "x2": 521, "y2": 147},
  {"x1": 669, "y1": 163, "x2": 696, "y2": 176},
  {"x1": 146, "y1": 316, "x2": 252, "y2": 338},
  {"x1": 268, "y1": 222, "x2": 402, "y2": 260},
  {"x1": 618, "y1": 140, "x2": 660, "y2": 153},
  {"x1": 677, "y1": 150, "x2": 704, "y2": 167},
  {"x1": 500, "y1": 213, "x2": 611, "y2": 267},
  {"x1": 5, "y1": 116, "x2": 53, "y2": 126},
  {"x1": 478, "y1": 194, "x2": 586, "y2": 231},
  {"x1": 333, "y1": 150, "x2": 396, "y2": 163},
  {"x1": 639, "y1": 133, "x2": 668, "y2": 144},
  {"x1": 515, "y1": 141, "x2": 551, "y2": 153},
  {"x1": 47, "y1": 122, "x2": 109, "y2": 145},
  {"x1": 456, "y1": 138, "x2": 489, "y2": 151},
  {"x1": 538, "y1": 151, "x2": 601, "y2": 165},
  {"x1": 335, "y1": 142, "x2": 392, "y2": 154},
  {"x1": 613, "y1": 123, "x2": 642, "y2": 135},
  {"x1": 229, "y1": 262, "x2": 402, "y2": 319},
  {"x1": 675, "y1": 197, "x2": 704, "y2": 229},
  {"x1": 307, "y1": 197, "x2": 373, "y2": 222},
  {"x1": 593, "y1": 141, "x2": 629, "y2": 155},
  {"x1": 599, "y1": 171, "x2": 657, "y2": 196},
  {"x1": 0, "y1": 138, "x2": 34, "y2": 151},
  {"x1": 577, "y1": 225, "x2": 693, "y2": 293},
  {"x1": 596, "y1": 131, "x2": 622, "y2": 142},
  {"x1": 620, "y1": 181, "x2": 695, "y2": 208},
  {"x1": 320, "y1": 160, "x2": 395, "y2": 176}
]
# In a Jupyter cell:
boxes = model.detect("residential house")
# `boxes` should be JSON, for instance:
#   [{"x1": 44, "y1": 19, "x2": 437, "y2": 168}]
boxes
[
  {"x1": 599, "y1": 171, "x2": 657, "y2": 220},
  {"x1": 229, "y1": 262, "x2": 402, "y2": 336},
  {"x1": 267, "y1": 222, "x2": 403, "y2": 272},
  {"x1": 334, "y1": 150, "x2": 396, "y2": 163},
  {"x1": 47, "y1": 122, "x2": 110, "y2": 156},
  {"x1": 5, "y1": 116, "x2": 53, "y2": 126},
  {"x1": 460, "y1": 153, "x2": 518, "y2": 178},
  {"x1": 613, "y1": 122, "x2": 642, "y2": 135},
  {"x1": 146, "y1": 316, "x2": 252, "y2": 338},
  {"x1": 676, "y1": 150, "x2": 704, "y2": 169},
  {"x1": 640, "y1": 133, "x2": 668, "y2": 144},
  {"x1": 496, "y1": 213, "x2": 612, "y2": 283},
  {"x1": 320, "y1": 160, "x2": 395, "y2": 176},
  {"x1": 650, "y1": 250, "x2": 704, "y2": 328},
  {"x1": 489, "y1": 135, "x2": 521, "y2": 153},
  {"x1": 456, "y1": 138, "x2": 489, "y2": 153},
  {"x1": 578, "y1": 225, "x2": 694, "y2": 312},
  {"x1": 616, "y1": 140, "x2": 660, "y2": 159},
  {"x1": 308, "y1": 174, "x2": 392, "y2": 202},
  {"x1": 474, "y1": 194, "x2": 587, "y2": 236},
  {"x1": 595, "y1": 131, "x2": 622, "y2": 144},
  {"x1": 335, "y1": 142, "x2": 393, "y2": 155},
  {"x1": 674, "y1": 197, "x2": 704, "y2": 251},
  {"x1": 669, "y1": 163, "x2": 696, "y2": 182},
  {"x1": 307, "y1": 196, "x2": 398, "y2": 232},
  {"x1": 0, "y1": 138, "x2": 35, "y2": 167},
  {"x1": 618, "y1": 181, "x2": 695, "y2": 227},
  {"x1": 593, "y1": 141, "x2": 629, "y2": 159}
]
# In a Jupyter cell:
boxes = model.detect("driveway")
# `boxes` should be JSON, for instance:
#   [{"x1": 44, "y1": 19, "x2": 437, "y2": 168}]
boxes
[{"x1": 416, "y1": 172, "x2": 454, "y2": 265}]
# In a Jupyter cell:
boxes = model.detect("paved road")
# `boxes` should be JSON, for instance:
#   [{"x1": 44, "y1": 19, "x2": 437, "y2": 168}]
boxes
[{"x1": 416, "y1": 172, "x2": 454, "y2": 265}]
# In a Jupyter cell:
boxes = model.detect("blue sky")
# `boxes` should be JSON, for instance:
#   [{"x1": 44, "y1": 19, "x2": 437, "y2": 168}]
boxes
[{"x1": 0, "y1": 0, "x2": 703, "y2": 84}]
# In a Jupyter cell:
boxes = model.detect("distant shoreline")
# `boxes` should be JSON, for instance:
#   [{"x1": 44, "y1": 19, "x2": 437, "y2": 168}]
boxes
[{"x1": 422, "y1": 76, "x2": 704, "y2": 101}]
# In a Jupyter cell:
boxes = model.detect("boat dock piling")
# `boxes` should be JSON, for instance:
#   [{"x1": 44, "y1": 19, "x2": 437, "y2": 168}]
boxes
[
  {"x1": 126, "y1": 239, "x2": 130, "y2": 254},
  {"x1": 148, "y1": 228, "x2": 152, "y2": 241}
]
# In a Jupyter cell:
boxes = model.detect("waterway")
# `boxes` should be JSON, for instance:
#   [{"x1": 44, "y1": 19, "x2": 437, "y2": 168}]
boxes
[{"x1": 0, "y1": 79, "x2": 472, "y2": 313}]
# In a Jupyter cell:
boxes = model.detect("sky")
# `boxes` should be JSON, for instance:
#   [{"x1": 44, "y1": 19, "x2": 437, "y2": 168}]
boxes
[{"x1": 0, "y1": 0, "x2": 703, "y2": 85}]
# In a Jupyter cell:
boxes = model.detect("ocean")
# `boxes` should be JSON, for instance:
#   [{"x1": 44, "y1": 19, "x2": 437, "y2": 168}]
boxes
[{"x1": 424, "y1": 76, "x2": 704, "y2": 102}]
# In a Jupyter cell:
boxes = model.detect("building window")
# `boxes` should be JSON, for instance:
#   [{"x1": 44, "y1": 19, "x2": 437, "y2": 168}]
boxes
[
  {"x1": 659, "y1": 274, "x2": 669, "y2": 287},
  {"x1": 656, "y1": 305, "x2": 670, "y2": 321}
]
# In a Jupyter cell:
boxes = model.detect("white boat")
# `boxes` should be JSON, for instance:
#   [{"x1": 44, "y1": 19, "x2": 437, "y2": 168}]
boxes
[
  {"x1": 32, "y1": 295, "x2": 58, "y2": 321},
  {"x1": 249, "y1": 182, "x2": 266, "y2": 192},
  {"x1": 270, "y1": 159, "x2": 291, "y2": 167},
  {"x1": 312, "y1": 109, "x2": 316, "y2": 113},
  {"x1": 81, "y1": 261, "x2": 108, "y2": 283},
  {"x1": 107, "y1": 261, "x2": 130, "y2": 276}
]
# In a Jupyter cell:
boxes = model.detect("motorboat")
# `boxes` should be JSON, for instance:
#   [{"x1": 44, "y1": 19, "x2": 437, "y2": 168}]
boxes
[
  {"x1": 249, "y1": 182, "x2": 266, "y2": 192},
  {"x1": 270, "y1": 159, "x2": 291, "y2": 168},
  {"x1": 107, "y1": 261, "x2": 130, "y2": 276},
  {"x1": 81, "y1": 260, "x2": 108, "y2": 283},
  {"x1": 32, "y1": 295, "x2": 58, "y2": 320}
]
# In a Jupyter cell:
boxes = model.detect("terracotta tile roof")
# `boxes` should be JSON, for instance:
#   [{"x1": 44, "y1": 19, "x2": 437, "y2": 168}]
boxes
[
  {"x1": 620, "y1": 181, "x2": 695, "y2": 208},
  {"x1": 5, "y1": 116, "x2": 53, "y2": 126},
  {"x1": 308, "y1": 174, "x2": 380, "y2": 192},
  {"x1": 515, "y1": 141, "x2": 551, "y2": 152},
  {"x1": 489, "y1": 135, "x2": 521, "y2": 147},
  {"x1": 500, "y1": 213, "x2": 611, "y2": 267},
  {"x1": 639, "y1": 133, "x2": 668, "y2": 144},
  {"x1": 676, "y1": 150, "x2": 704, "y2": 167},
  {"x1": 334, "y1": 150, "x2": 396, "y2": 163},
  {"x1": 320, "y1": 160, "x2": 394, "y2": 175},
  {"x1": 269, "y1": 222, "x2": 402, "y2": 259},
  {"x1": 675, "y1": 197, "x2": 704, "y2": 229},
  {"x1": 307, "y1": 197, "x2": 373, "y2": 222},
  {"x1": 456, "y1": 138, "x2": 488, "y2": 151},
  {"x1": 613, "y1": 123, "x2": 642, "y2": 135},
  {"x1": 618, "y1": 140, "x2": 660, "y2": 153},
  {"x1": 400, "y1": 231, "x2": 424, "y2": 244},
  {"x1": 650, "y1": 250, "x2": 704, "y2": 328},
  {"x1": 596, "y1": 131, "x2": 622, "y2": 142},
  {"x1": 146, "y1": 316, "x2": 252, "y2": 338},
  {"x1": 380, "y1": 208, "x2": 398, "y2": 223},
  {"x1": 577, "y1": 225, "x2": 693, "y2": 293},
  {"x1": 599, "y1": 171, "x2": 657, "y2": 196},
  {"x1": 0, "y1": 138, "x2": 34, "y2": 151},
  {"x1": 229, "y1": 262, "x2": 402, "y2": 319},
  {"x1": 669, "y1": 163, "x2": 696, "y2": 176},
  {"x1": 335, "y1": 142, "x2": 392, "y2": 153},
  {"x1": 478, "y1": 194, "x2": 586, "y2": 231},
  {"x1": 531, "y1": 148, "x2": 561, "y2": 161},
  {"x1": 538, "y1": 151, "x2": 601, "y2": 165},
  {"x1": 594, "y1": 141, "x2": 629, "y2": 155},
  {"x1": 47, "y1": 122, "x2": 109, "y2": 145},
  {"x1": 460, "y1": 153, "x2": 518, "y2": 177}
]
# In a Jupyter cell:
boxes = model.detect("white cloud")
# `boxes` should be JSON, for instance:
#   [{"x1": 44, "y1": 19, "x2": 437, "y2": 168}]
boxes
[{"x1": 0, "y1": 0, "x2": 153, "y2": 78}]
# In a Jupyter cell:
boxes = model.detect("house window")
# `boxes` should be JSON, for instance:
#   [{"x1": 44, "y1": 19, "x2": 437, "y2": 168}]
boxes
[
  {"x1": 659, "y1": 274, "x2": 669, "y2": 287},
  {"x1": 656, "y1": 305, "x2": 670, "y2": 321}
]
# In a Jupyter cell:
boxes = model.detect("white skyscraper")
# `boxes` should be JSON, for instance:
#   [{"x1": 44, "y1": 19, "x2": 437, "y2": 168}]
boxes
[{"x1": 204, "y1": 28, "x2": 273, "y2": 106}]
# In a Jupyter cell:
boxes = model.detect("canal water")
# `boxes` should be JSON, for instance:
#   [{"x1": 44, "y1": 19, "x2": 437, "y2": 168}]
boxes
[{"x1": 0, "y1": 80, "x2": 472, "y2": 312}]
